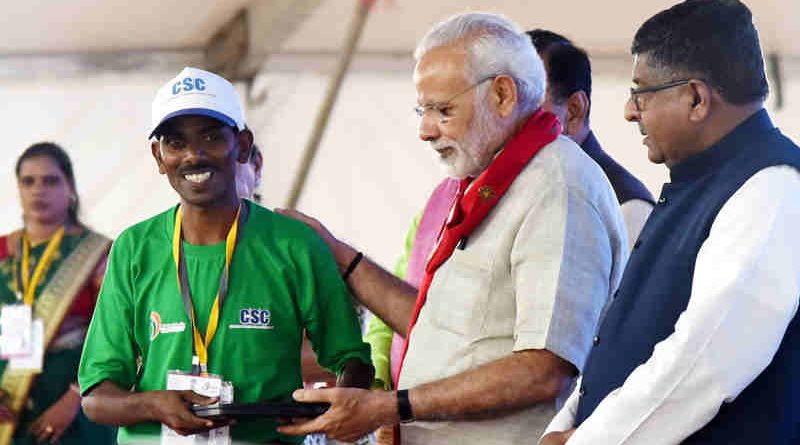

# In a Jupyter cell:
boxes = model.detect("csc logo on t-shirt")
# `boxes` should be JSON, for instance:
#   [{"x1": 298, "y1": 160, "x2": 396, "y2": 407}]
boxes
[
  {"x1": 229, "y1": 308, "x2": 274, "y2": 330},
  {"x1": 240, "y1": 308, "x2": 271, "y2": 326}
]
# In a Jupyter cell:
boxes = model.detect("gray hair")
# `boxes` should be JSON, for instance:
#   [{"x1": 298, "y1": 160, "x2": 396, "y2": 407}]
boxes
[{"x1": 414, "y1": 12, "x2": 546, "y2": 113}]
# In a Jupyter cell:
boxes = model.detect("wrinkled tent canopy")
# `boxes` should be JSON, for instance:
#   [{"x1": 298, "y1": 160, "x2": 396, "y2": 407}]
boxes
[
  {"x1": 1, "y1": 1, "x2": 796, "y2": 56},
  {"x1": 0, "y1": 0, "x2": 797, "y2": 268}
]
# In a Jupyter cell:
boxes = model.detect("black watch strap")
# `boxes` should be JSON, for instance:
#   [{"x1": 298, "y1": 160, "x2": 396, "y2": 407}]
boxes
[{"x1": 397, "y1": 389, "x2": 414, "y2": 423}]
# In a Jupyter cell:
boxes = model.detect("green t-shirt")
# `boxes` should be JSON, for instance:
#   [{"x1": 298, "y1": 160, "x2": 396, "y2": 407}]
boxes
[{"x1": 78, "y1": 201, "x2": 371, "y2": 444}]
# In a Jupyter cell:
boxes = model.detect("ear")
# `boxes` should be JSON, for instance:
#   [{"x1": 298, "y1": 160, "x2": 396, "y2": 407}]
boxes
[
  {"x1": 150, "y1": 140, "x2": 166, "y2": 175},
  {"x1": 490, "y1": 75, "x2": 518, "y2": 118},
  {"x1": 236, "y1": 129, "x2": 255, "y2": 164},
  {"x1": 687, "y1": 80, "x2": 711, "y2": 123},
  {"x1": 564, "y1": 90, "x2": 589, "y2": 136}
]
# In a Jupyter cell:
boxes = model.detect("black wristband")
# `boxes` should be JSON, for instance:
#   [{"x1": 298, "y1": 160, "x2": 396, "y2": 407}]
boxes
[
  {"x1": 342, "y1": 252, "x2": 363, "y2": 281},
  {"x1": 397, "y1": 389, "x2": 414, "y2": 423}
]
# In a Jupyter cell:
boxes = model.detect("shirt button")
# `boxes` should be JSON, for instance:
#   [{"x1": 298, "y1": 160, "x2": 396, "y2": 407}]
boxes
[
  {"x1": 579, "y1": 386, "x2": 586, "y2": 396},
  {"x1": 658, "y1": 196, "x2": 667, "y2": 204},
  {"x1": 593, "y1": 336, "x2": 600, "y2": 345}
]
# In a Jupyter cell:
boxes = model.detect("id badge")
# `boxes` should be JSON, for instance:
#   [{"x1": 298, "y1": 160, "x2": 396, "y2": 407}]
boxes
[
  {"x1": 0, "y1": 305, "x2": 33, "y2": 358},
  {"x1": 161, "y1": 371, "x2": 234, "y2": 445},
  {"x1": 9, "y1": 319, "x2": 44, "y2": 372}
]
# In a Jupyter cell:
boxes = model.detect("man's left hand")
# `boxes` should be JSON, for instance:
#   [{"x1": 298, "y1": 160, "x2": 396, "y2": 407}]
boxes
[
  {"x1": 30, "y1": 387, "x2": 82, "y2": 443},
  {"x1": 540, "y1": 428, "x2": 576, "y2": 445},
  {"x1": 277, "y1": 388, "x2": 398, "y2": 443}
]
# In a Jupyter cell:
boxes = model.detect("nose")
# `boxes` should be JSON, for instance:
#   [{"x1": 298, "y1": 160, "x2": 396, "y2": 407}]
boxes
[
  {"x1": 418, "y1": 113, "x2": 441, "y2": 142},
  {"x1": 624, "y1": 96, "x2": 640, "y2": 122},
  {"x1": 183, "y1": 141, "x2": 210, "y2": 162},
  {"x1": 30, "y1": 179, "x2": 46, "y2": 195}
]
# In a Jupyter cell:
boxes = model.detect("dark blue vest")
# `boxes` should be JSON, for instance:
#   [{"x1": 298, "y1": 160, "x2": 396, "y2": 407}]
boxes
[
  {"x1": 581, "y1": 131, "x2": 655, "y2": 206},
  {"x1": 575, "y1": 110, "x2": 800, "y2": 444}
]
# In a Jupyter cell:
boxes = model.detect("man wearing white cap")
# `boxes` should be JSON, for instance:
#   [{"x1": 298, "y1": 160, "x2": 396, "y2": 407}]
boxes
[{"x1": 76, "y1": 67, "x2": 373, "y2": 444}]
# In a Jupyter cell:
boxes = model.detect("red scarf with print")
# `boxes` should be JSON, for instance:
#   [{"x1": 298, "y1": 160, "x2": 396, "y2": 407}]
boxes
[{"x1": 394, "y1": 109, "x2": 561, "y2": 384}]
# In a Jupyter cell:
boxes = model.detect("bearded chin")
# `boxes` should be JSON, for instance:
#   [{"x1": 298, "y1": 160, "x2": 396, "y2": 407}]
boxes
[
  {"x1": 435, "y1": 95, "x2": 510, "y2": 179},
  {"x1": 459, "y1": 101, "x2": 507, "y2": 178}
]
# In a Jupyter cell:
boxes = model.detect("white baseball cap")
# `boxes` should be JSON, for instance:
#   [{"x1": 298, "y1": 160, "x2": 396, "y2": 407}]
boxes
[{"x1": 149, "y1": 67, "x2": 246, "y2": 138}]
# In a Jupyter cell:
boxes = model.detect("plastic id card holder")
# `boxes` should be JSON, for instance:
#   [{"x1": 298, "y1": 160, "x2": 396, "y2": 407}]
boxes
[
  {"x1": 161, "y1": 371, "x2": 234, "y2": 445},
  {"x1": 0, "y1": 304, "x2": 33, "y2": 358},
  {"x1": 9, "y1": 319, "x2": 44, "y2": 371},
  {"x1": 0, "y1": 305, "x2": 44, "y2": 372}
]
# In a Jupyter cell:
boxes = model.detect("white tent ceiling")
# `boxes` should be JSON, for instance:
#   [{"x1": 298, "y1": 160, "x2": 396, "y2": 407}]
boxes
[
  {"x1": 0, "y1": 0, "x2": 796, "y2": 58},
  {"x1": 283, "y1": 0, "x2": 799, "y2": 57},
  {"x1": 0, "y1": 0, "x2": 797, "y2": 269},
  {"x1": 0, "y1": 0, "x2": 252, "y2": 53}
]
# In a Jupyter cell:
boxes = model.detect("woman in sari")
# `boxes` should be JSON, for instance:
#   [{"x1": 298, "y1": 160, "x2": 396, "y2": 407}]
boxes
[{"x1": 0, "y1": 142, "x2": 115, "y2": 444}]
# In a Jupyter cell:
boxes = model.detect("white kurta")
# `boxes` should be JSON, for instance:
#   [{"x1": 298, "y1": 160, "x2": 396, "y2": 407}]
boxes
[
  {"x1": 399, "y1": 135, "x2": 628, "y2": 444},
  {"x1": 544, "y1": 165, "x2": 800, "y2": 444}
]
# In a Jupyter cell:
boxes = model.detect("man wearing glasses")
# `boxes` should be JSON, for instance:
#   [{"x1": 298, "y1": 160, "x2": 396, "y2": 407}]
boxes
[
  {"x1": 276, "y1": 12, "x2": 628, "y2": 445},
  {"x1": 542, "y1": 1, "x2": 800, "y2": 444}
]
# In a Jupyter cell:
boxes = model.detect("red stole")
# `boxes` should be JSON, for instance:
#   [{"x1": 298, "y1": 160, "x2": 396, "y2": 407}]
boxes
[{"x1": 394, "y1": 109, "x2": 561, "y2": 384}]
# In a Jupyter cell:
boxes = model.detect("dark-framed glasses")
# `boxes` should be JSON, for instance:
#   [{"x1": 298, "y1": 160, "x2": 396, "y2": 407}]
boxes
[
  {"x1": 414, "y1": 75, "x2": 497, "y2": 124},
  {"x1": 629, "y1": 79, "x2": 690, "y2": 112}
]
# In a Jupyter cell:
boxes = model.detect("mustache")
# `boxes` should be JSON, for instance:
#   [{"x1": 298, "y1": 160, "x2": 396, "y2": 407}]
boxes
[
  {"x1": 430, "y1": 138, "x2": 459, "y2": 151},
  {"x1": 177, "y1": 163, "x2": 217, "y2": 176}
]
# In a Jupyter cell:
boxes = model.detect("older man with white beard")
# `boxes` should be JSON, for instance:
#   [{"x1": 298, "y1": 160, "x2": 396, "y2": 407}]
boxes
[{"x1": 277, "y1": 12, "x2": 627, "y2": 445}]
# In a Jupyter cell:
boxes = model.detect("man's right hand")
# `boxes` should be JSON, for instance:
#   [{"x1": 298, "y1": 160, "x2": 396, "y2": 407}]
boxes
[
  {"x1": 277, "y1": 387, "x2": 398, "y2": 442},
  {"x1": 274, "y1": 209, "x2": 355, "y2": 269},
  {"x1": 146, "y1": 390, "x2": 224, "y2": 436},
  {"x1": 83, "y1": 380, "x2": 233, "y2": 432}
]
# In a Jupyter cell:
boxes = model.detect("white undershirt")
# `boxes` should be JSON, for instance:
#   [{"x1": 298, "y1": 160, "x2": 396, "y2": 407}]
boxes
[
  {"x1": 620, "y1": 199, "x2": 652, "y2": 250},
  {"x1": 543, "y1": 165, "x2": 800, "y2": 444}
]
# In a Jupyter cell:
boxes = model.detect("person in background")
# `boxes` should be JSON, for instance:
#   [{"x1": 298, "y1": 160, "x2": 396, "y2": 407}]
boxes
[
  {"x1": 528, "y1": 29, "x2": 654, "y2": 246},
  {"x1": 0, "y1": 142, "x2": 114, "y2": 444},
  {"x1": 235, "y1": 143, "x2": 263, "y2": 204},
  {"x1": 542, "y1": 1, "x2": 800, "y2": 443}
]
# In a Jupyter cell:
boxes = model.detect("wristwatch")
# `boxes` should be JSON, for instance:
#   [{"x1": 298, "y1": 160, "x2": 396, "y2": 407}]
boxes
[{"x1": 397, "y1": 389, "x2": 415, "y2": 423}]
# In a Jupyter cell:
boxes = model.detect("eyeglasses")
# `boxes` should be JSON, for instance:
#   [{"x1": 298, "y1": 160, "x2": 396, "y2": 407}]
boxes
[
  {"x1": 414, "y1": 76, "x2": 497, "y2": 124},
  {"x1": 629, "y1": 79, "x2": 690, "y2": 112}
]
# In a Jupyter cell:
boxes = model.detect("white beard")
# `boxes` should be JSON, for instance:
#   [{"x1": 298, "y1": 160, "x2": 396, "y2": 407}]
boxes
[{"x1": 431, "y1": 98, "x2": 507, "y2": 179}]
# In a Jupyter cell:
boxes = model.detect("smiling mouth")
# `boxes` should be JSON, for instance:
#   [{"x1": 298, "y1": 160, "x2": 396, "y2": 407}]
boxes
[{"x1": 184, "y1": 171, "x2": 212, "y2": 184}]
